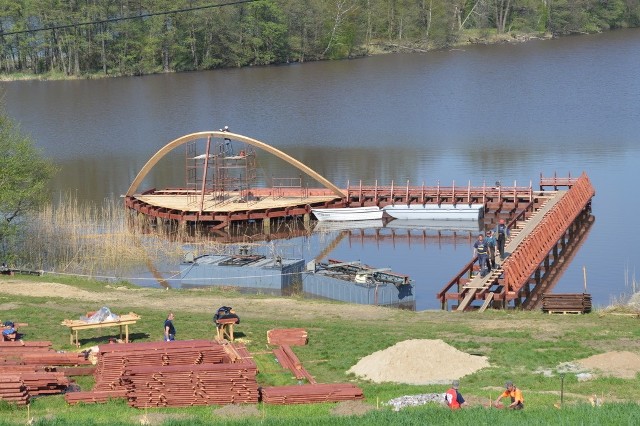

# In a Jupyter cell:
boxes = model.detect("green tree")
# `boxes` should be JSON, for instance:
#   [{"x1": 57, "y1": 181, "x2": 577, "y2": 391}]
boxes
[{"x1": 0, "y1": 108, "x2": 57, "y2": 261}]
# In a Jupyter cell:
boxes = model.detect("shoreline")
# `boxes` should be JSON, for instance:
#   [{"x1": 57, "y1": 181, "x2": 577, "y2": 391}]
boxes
[{"x1": 0, "y1": 30, "x2": 557, "y2": 82}]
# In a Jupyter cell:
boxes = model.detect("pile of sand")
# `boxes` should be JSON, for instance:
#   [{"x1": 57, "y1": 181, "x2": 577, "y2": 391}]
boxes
[
  {"x1": 347, "y1": 339, "x2": 489, "y2": 385},
  {"x1": 574, "y1": 351, "x2": 640, "y2": 379}
]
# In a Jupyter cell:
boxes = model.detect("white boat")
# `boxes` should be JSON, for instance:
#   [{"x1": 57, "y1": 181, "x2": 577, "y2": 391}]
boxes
[
  {"x1": 382, "y1": 203, "x2": 484, "y2": 220},
  {"x1": 311, "y1": 206, "x2": 383, "y2": 221},
  {"x1": 385, "y1": 219, "x2": 482, "y2": 232}
]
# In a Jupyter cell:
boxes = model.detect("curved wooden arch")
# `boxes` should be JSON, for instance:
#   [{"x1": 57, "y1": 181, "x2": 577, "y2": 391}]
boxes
[{"x1": 125, "y1": 131, "x2": 345, "y2": 197}]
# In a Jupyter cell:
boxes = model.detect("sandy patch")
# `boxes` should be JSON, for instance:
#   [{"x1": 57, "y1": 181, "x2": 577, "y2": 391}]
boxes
[
  {"x1": 0, "y1": 281, "x2": 117, "y2": 302},
  {"x1": 347, "y1": 339, "x2": 489, "y2": 385},
  {"x1": 574, "y1": 351, "x2": 640, "y2": 379}
]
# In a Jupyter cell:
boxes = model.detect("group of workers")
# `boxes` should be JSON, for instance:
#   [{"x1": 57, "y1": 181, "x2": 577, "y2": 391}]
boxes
[
  {"x1": 446, "y1": 379, "x2": 524, "y2": 410},
  {"x1": 473, "y1": 219, "x2": 510, "y2": 277}
]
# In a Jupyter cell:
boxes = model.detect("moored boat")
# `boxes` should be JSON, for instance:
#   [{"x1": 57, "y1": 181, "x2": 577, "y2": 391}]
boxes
[
  {"x1": 382, "y1": 203, "x2": 484, "y2": 220},
  {"x1": 311, "y1": 206, "x2": 383, "y2": 221}
]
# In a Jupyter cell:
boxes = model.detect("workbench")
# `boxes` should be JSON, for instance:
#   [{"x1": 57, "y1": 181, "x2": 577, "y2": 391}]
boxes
[{"x1": 61, "y1": 313, "x2": 140, "y2": 347}]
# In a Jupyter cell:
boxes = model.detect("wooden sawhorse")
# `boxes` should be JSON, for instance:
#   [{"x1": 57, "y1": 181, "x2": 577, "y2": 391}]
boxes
[{"x1": 215, "y1": 318, "x2": 238, "y2": 341}]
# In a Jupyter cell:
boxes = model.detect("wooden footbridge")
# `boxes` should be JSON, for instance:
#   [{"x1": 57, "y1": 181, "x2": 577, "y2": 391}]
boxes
[
  {"x1": 437, "y1": 173, "x2": 595, "y2": 311},
  {"x1": 125, "y1": 132, "x2": 596, "y2": 311}
]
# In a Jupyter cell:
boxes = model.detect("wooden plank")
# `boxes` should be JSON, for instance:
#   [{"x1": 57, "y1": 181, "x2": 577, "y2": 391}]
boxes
[{"x1": 478, "y1": 293, "x2": 495, "y2": 312}]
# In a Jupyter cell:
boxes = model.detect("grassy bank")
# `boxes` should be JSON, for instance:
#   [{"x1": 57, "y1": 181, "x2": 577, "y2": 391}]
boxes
[{"x1": 0, "y1": 275, "x2": 638, "y2": 425}]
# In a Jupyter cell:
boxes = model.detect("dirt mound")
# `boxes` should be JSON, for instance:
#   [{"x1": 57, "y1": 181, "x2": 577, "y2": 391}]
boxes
[
  {"x1": 574, "y1": 351, "x2": 640, "y2": 379},
  {"x1": 347, "y1": 339, "x2": 489, "y2": 385}
]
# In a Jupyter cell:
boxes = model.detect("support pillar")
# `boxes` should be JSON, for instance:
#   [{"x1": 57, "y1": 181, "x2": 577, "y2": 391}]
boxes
[
  {"x1": 303, "y1": 213, "x2": 310, "y2": 229},
  {"x1": 263, "y1": 217, "x2": 271, "y2": 234}
]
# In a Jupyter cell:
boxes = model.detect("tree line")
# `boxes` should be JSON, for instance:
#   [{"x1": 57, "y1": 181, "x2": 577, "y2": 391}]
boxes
[{"x1": 1, "y1": 0, "x2": 639, "y2": 77}]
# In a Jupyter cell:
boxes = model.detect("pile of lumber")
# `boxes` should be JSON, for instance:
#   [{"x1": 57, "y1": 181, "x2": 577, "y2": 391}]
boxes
[
  {"x1": 0, "y1": 377, "x2": 29, "y2": 406},
  {"x1": 542, "y1": 293, "x2": 592, "y2": 314},
  {"x1": 0, "y1": 371, "x2": 70, "y2": 403},
  {"x1": 260, "y1": 383, "x2": 364, "y2": 404},
  {"x1": 93, "y1": 340, "x2": 232, "y2": 391},
  {"x1": 17, "y1": 371, "x2": 69, "y2": 395},
  {"x1": 0, "y1": 341, "x2": 90, "y2": 366},
  {"x1": 272, "y1": 345, "x2": 316, "y2": 384},
  {"x1": 267, "y1": 328, "x2": 308, "y2": 346},
  {"x1": 122, "y1": 363, "x2": 259, "y2": 407}
]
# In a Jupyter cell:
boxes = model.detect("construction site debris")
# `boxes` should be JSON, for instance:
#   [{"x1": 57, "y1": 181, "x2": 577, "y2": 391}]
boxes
[{"x1": 386, "y1": 393, "x2": 446, "y2": 411}]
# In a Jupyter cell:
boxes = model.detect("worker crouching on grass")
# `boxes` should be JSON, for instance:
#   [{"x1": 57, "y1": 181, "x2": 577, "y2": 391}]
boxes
[
  {"x1": 495, "y1": 380, "x2": 524, "y2": 409},
  {"x1": 445, "y1": 380, "x2": 466, "y2": 409}
]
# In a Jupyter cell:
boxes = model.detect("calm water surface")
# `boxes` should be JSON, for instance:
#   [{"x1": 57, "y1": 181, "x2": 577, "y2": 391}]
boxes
[{"x1": 3, "y1": 29, "x2": 640, "y2": 309}]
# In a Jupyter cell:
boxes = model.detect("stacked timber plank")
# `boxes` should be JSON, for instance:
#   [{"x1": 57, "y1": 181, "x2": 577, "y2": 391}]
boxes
[
  {"x1": 0, "y1": 341, "x2": 90, "y2": 366},
  {"x1": 542, "y1": 293, "x2": 592, "y2": 314},
  {"x1": 17, "y1": 371, "x2": 69, "y2": 395},
  {"x1": 122, "y1": 363, "x2": 259, "y2": 407},
  {"x1": 93, "y1": 340, "x2": 231, "y2": 391},
  {"x1": 272, "y1": 345, "x2": 316, "y2": 384},
  {"x1": 267, "y1": 328, "x2": 308, "y2": 346},
  {"x1": 260, "y1": 383, "x2": 364, "y2": 404},
  {"x1": 0, "y1": 377, "x2": 29, "y2": 406}
]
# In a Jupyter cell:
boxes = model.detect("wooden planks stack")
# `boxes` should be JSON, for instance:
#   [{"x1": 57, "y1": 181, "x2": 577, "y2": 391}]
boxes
[
  {"x1": 542, "y1": 293, "x2": 592, "y2": 314},
  {"x1": 122, "y1": 363, "x2": 259, "y2": 407},
  {"x1": 0, "y1": 377, "x2": 29, "y2": 406},
  {"x1": 0, "y1": 341, "x2": 91, "y2": 366},
  {"x1": 260, "y1": 383, "x2": 364, "y2": 404},
  {"x1": 267, "y1": 328, "x2": 308, "y2": 346},
  {"x1": 92, "y1": 340, "x2": 231, "y2": 391},
  {"x1": 272, "y1": 345, "x2": 316, "y2": 384},
  {"x1": 16, "y1": 371, "x2": 69, "y2": 395}
]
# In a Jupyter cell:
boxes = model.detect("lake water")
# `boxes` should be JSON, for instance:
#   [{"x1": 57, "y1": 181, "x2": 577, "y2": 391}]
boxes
[{"x1": 2, "y1": 29, "x2": 639, "y2": 310}]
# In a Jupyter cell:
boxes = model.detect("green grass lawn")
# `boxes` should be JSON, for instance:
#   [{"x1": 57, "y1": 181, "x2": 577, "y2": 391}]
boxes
[{"x1": 0, "y1": 275, "x2": 638, "y2": 425}]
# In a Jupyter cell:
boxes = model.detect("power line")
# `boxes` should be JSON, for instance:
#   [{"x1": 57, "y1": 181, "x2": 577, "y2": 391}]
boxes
[{"x1": 0, "y1": 0, "x2": 261, "y2": 36}]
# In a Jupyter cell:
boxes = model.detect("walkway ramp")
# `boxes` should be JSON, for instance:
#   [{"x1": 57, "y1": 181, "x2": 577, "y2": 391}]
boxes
[{"x1": 456, "y1": 190, "x2": 566, "y2": 312}]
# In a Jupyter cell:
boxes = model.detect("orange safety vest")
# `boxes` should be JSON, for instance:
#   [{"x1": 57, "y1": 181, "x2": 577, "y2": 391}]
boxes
[{"x1": 445, "y1": 388, "x2": 461, "y2": 409}]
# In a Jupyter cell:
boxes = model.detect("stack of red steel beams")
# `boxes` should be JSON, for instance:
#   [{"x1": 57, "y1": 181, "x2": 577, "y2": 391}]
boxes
[
  {"x1": 0, "y1": 376, "x2": 29, "y2": 406},
  {"x1": 267, "y1": 328, "x2": 308, "y2": 346},
  {"x1": 65, "y1": 389, "x2": 128, "y2": 405},
  {"x1": 92, "y1": 340, "x2": 231, "y2": 391},
  {"x1": 272, "y1": 345, "x2": 316, "y2": 384},
  {"x1": 122, "y1": 363, "x2": 259, "y2": 407},
  {"x1": 260, "y1": 383, "x2": 364, "y2": 404}
]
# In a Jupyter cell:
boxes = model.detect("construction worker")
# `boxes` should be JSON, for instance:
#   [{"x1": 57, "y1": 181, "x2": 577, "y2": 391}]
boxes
[
  {"x1": 495, "y1": 380, "x2": 524, "y2": 409},
  {"x1": 473, "y1": 234, "x2": 489, "y2": 277},
  {"x1": 495, "y1": 219, "x2": 510, "y2": 259},
  {"x1": 445, "y1": 380, "x2": 466, "y2": 409}
]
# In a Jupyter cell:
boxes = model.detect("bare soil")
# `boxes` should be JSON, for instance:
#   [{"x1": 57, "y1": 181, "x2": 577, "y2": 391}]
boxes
[{"x1": 574, "y1": 351, "x2": 640, "y2": 379}]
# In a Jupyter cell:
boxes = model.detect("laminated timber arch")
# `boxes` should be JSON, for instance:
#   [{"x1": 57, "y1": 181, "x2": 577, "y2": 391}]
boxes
[{"x1": 125, "y1": 131, "x2": 345, "y2": 198}]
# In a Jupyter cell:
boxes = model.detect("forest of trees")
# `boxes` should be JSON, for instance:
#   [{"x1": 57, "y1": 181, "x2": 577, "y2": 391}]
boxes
[{"x1": 1, "y1": 0, "x2": 639, "y2": 77}]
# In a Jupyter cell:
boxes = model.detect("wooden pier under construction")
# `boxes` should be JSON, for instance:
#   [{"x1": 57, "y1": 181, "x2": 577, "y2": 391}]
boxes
[{"x1": 125, "y1": 131, "x2": 596, "y2": 311}]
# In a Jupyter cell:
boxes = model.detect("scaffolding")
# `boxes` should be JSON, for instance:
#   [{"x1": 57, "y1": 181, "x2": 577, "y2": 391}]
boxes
[{"x1": 185, "y1": 134, "x2": 258, "y2": 212}]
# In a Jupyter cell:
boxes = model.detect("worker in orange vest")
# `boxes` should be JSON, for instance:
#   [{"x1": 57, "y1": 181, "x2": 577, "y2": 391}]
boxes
[
  {"x1": 445, "y1": 380, "x2": 466, "y2": 409},
  {"x1": 495, "y1": 380, "x2": 524, "y2": 409}
]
